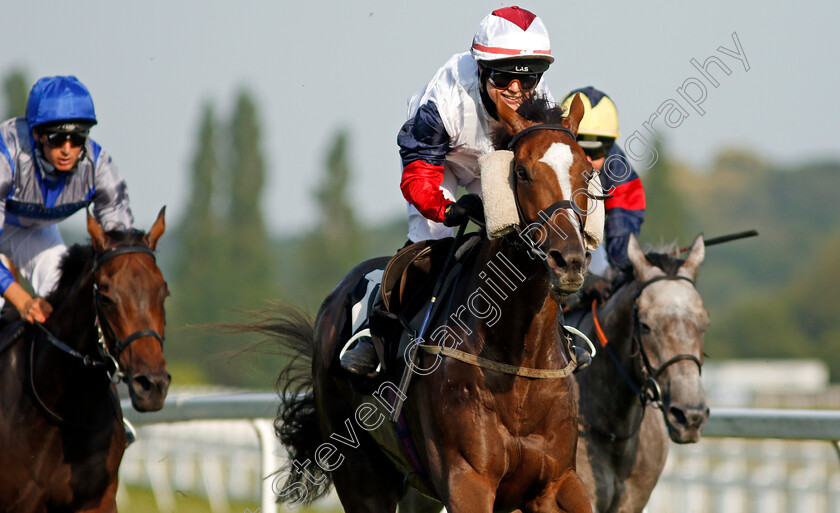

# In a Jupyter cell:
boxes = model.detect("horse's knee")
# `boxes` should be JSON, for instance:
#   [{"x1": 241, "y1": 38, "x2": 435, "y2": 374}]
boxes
[{"x1": 554, "y1": 471, "x2": 593, "y2": 513}]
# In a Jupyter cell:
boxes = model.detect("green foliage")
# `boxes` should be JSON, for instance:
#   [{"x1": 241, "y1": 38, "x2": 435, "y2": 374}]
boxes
[
  {"x1": 293, "y1": 129, "x2": 368, "y2": 308},
  {"x1": 227, "y1": 90, "x2": 275, "y2": 310},
  {"x1": 639, "y1": 139, "x2": 692, "y2": 245},
  {"x1": 3, "y1": 68, "x2": 28, "y2": 119},
  {"x1": 167, "y1": 95, "x2": 280, "y2": 388}
]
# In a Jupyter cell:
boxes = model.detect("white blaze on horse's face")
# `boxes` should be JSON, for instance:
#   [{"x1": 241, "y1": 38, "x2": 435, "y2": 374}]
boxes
[
  {"x1": 539, "y1": 142, "x2": 583, "y2": 244},
  {"x1": 539, "y1": 142, "x2": 574, "y2": 200}
]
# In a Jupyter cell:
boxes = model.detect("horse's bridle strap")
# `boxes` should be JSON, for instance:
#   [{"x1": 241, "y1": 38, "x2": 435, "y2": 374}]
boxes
[
  {"x1": 114, "y1": 329, "x2": 164, "y2": 356},
  {"x1": 93, "y1": 245, "x2": 156, "y2": 272},
  {"x1": 506, "y1": 124, "x2": 576, "y2": 150},
  {"x1": 418, "y1": 344, "x2": 576, "y2": 379}
]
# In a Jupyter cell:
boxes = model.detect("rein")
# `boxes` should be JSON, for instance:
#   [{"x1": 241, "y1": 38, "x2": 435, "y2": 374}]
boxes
[{"x1": 584, "y1": 274, "x2": 702, "y2": 441}]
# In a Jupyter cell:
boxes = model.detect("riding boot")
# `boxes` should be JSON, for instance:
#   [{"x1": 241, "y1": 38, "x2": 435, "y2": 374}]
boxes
[
  {"x1": 339, "y1": 336, "x2": 379, "y2": 376},
  {"x1": 559, "y1": 309, "x2": 592, "y2": 374},
  {"x1": 573, "y1": 343, "x2": 592, "y2": 373},
  {"x1": 124, "y1": 417, "x2": 137, "y2": 447}
]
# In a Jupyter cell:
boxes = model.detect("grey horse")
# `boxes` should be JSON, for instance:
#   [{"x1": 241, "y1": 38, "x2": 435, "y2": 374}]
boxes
[{"x1": 399, "y1": 233, "x2": 709, "y2": 513}]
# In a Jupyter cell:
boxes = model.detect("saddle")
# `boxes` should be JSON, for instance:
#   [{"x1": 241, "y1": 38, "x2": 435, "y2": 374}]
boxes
[{"x1": 338, "y1": 234, "x2": 481, "y2": 381}]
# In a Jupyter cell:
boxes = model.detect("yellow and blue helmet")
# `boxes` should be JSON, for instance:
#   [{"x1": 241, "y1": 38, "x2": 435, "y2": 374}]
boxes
[{"x1": 560, "y1": 86, "x2": 620, "y2": 139}]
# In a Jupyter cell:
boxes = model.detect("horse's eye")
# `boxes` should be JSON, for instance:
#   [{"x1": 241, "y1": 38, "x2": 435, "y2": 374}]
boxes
[
  {"x1": 98, "y1": 293, "x2": 116, "y2": 306},
  {"x1": 639, "y1": 322, "x2": 652, "y2": 335},
  {"x1": 515, "y1": 166, "x2": 529, "y2": 181}
]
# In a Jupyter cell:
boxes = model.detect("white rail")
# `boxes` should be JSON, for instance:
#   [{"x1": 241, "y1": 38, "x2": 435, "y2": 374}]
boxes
[{"x1": 121, "y1": 394, "x2": 840, "y2": 512}]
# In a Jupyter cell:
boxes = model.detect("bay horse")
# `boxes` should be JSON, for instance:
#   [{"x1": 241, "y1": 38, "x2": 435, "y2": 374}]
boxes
[
  {"x1": 0, "y1": 209, "x2": 170, "y2": 513},
  {"x1": 400, "y1": 233, "x2": 709, "y2": 513},
  {"x1": 252, "y1": 94, "x2": 600, "y2": 513}
]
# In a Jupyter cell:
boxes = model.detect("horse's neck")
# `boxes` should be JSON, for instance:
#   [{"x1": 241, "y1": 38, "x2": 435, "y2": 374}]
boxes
[
  {"x1": 36, "y1": 272, "x2": 107, "y2": 407},
  {"x1": 466, "y1": 240, "x2": 564, "y2": 367},
  {"x1": 579, "y1": 282, "x2": 643, "y2": 419}
]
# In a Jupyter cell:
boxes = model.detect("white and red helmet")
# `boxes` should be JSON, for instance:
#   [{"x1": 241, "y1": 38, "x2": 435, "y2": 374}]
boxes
[{"x1": 470, "y1": 6, "x2": 554, "y2": 71}]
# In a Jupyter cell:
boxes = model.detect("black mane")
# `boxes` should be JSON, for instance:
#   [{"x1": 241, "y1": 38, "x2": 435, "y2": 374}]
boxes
[
  {"x1": 491, "y1": 94, "x2": 567, "y2": 149},
  {"x1": 46, "y1": 229, "x2": 149, "y2": 306},
  {"x1": 643, "y1": 251, "x2": 686, "y2": 276}
]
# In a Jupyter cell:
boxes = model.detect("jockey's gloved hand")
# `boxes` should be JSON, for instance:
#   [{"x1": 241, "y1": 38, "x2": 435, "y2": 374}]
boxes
[{"x1": 443, "y1": 194, "x2": 485, "y2": 227}]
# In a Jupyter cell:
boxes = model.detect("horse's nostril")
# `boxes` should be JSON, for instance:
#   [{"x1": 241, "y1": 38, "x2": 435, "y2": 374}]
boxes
[
  {"x1": 133, "y1": 375, "x2": 152, "y2": 392},
  {"x1": 549, "y1": 250, "x2": 566, "y2": 269},
  {"x1": 669, "y1": 406, "x2": 688, "y2": 426}
]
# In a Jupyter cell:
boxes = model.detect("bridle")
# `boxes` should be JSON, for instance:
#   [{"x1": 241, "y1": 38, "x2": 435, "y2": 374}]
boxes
[
  {"x1": 33, "y1": 245, "x2": 164, "y2": 385},
  {"x1": 29, "y1": 244, "x2": 164, "y2": 426},
  {"x1": 585, "y1": 274, "x2": 703, "y2": 441},
  {"x1": 505, "y1": 124, "x2": 606, "y2": 260},
  {"x1": 92, "y1": 245, "x2": 165, "y2": 384}
]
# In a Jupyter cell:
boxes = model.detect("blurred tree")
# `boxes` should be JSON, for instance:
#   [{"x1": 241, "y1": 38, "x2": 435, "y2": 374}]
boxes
[
  {"x1": 295, "y1": 129, "x2": 365, "y2": 306},
  {"x1": 3, "y1": 69, "x2": 28, "y2": 119},
  {"x1": 226, "y1": 90, "x2": 276, "y2": 310},
  {"x1": 167, "y1": 103, "x2": 224, "y2": 383},
  {"x1": 640, "y1": 139, "x2": 691, "y2": 247}
]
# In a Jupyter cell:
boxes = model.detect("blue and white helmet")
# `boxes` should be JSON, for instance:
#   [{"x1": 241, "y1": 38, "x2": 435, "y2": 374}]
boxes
[{"x1": 26, "y1": 76, "x2": 97, "y2": 133}]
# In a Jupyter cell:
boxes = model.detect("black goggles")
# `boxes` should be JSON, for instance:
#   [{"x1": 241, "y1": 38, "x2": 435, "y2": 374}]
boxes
[
  {"x1": 42, "y1": 131, "x2": 88, "y2": 148},
  {"x1": 577, "y1": 137, "x2": 615, "y2": 160},
  {"x1": 486, "y1": 69, "x2": 542, "y2": 91}
]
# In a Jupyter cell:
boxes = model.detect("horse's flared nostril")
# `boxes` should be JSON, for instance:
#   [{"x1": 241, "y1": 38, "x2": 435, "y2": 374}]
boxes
[
  {"x1": 670, "y1": 406, "x2": 708, "y2": 429},
  {"x1": 133, "y1": 374, "x2": 152, "y2": 393},
  {"x1": 132, "y1": 372, "x2": 171, "y2": 396},
  {"x1": 549, "y1": 250, "x2": 567, "y2": 270}
]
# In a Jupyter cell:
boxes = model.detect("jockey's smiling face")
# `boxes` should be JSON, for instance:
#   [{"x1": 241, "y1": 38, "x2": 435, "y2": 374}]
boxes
[
  {"x1": 36, "y1": 130, "x2": 87, "y2": 172},
  {"x1": 480, "y1": 64, "x2": 540, "y2": 112}
]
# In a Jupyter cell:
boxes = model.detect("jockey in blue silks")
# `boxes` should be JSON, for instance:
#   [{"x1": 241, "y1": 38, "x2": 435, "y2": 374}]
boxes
[{"x1": 0, "y1": 76, "x2": 133, "y2": 324}]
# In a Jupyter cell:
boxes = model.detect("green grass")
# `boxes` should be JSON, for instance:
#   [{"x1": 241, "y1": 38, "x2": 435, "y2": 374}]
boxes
[{"x1": 118, "y1": 485, "x2": 342, "y2": 513}]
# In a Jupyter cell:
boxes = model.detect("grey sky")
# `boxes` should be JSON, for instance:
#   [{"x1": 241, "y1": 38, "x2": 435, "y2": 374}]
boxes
[{"x1": 2, "y1": 0, "x2": 837, "y2": 236}]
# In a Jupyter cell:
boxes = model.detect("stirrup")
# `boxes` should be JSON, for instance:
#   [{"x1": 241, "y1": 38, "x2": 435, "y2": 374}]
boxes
[
  {"x1": 339, "y1": 329, "x2": 381, "y2": 377},
  {"x1": 124, "y1": 417, "x2": 137, "y2": 447},
  {"x1": 563, "y1": 325, "x2": 596, "y2": 373}
]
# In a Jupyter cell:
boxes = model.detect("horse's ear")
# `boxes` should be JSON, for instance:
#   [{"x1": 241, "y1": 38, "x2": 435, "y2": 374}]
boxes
[
  {"x1": 627, "y1": 233, "x2": 662, "y2": 282},
  {"x1": 144, "y1": 206, "x2": 166, "y2": 251},
  {"x1": 495, "y1": 94, "x2": 530, "y2": 136},
  {"x1": 87, "y1": 210, "x2": 107, "y2": 252},
  {"x1": 678, "y1": 234, "x2": 705, "y2": 281},
  {"x1": 562, "y1": 93, "x2": 584, "y2": 136}
]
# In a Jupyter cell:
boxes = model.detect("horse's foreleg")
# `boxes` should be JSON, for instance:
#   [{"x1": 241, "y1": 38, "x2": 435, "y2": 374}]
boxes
[
  {"x1": 553, "y1": 470, "x2": 593, "y2": 513},
  {"x1": 398, "y1": 487, "x2": 444, "y2": 513},
  {"x1": 77, "y1": 478, "x2": 118, "y2": 513},
  {"x1": 439, "y1": 468, "x2": 496, "y2": 513}
]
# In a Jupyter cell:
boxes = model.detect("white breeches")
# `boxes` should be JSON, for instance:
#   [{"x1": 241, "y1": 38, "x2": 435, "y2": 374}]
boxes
[{"x1": 0, "y1": 224, "x2": 67, "y2": 304}]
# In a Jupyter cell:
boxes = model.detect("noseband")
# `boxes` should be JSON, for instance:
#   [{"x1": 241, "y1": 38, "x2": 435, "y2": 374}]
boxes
[{"x1": 93, "y1": 245, "x2": 165, "y2": 384}]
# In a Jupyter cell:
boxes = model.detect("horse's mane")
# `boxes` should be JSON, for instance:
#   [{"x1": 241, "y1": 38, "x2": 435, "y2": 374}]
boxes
[
  {"x1": 47, "y1": 229, "x2": 149, "y2": 306},
  {"x1": 491, "y1": 94, "x2": 567, "y2": 149}
]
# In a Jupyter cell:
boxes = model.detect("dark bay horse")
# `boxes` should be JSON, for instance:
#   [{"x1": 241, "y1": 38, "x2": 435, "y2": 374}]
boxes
[
  {"x1": 0, "y1": 209, "x2": 170, "y2": 513},
  {"x1": 400, "y1": 233, "x2": 709, "y2": 513},
  {"x1": 572, "y1": 233, "x2": 709, "y2": 513},
  {"x1": 253, "y1": 94, "x2": 600, "y2": 513}
]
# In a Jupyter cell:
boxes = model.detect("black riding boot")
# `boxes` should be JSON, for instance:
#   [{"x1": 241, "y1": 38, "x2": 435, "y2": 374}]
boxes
[
  {"x1": 559, "y1": 310, "x2": 592, "y2": 374},
  {"x1": 340, "y1": 335, "x2": 379, "y2": 376},
  {"x1": 573, "y1": 343, "x2": 592, "y2": 373}
]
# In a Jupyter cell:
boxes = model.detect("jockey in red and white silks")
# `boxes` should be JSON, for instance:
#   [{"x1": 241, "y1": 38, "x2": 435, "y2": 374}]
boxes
[{"x1": 398, "y1": 6, "x2": 554, "y2": 243}]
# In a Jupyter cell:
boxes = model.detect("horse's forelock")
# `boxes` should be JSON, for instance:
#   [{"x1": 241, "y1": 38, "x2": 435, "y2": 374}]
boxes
[
  {"x1": 46, "y1": 228, "x2": 150, "y2": 306},
  {"x1": 490, "y1": 94, "x2": 568, "y2": 150}
]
